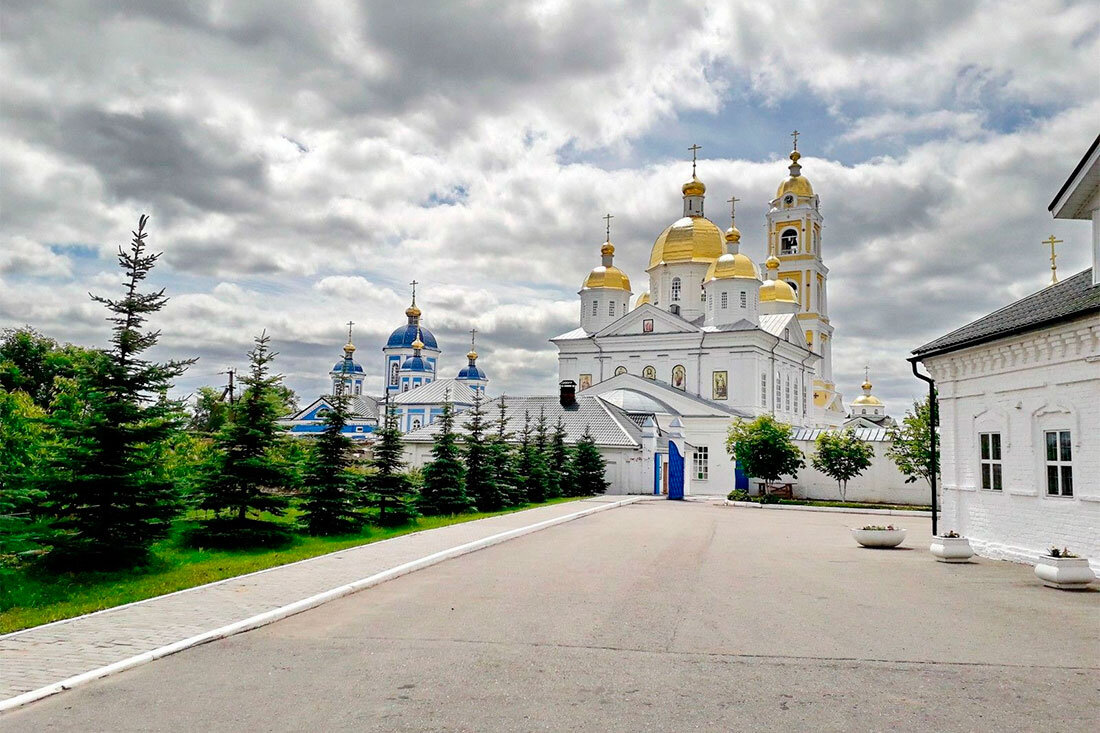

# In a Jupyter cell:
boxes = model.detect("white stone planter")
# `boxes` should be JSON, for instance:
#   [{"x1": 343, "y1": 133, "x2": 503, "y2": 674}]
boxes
[
  {"x1": 929, "y1": 536, "x2": 974, "y2": 563},
  {"x1": 851, "y1": 528, "x2": 906, "y2": 548},
  {"x1": 1034, "y1": 556, "x2": 1096, "y2": 590}
]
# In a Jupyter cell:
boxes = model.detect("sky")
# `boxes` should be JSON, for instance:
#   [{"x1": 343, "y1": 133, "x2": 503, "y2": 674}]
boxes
[{"x1": 2, "y1": 0, "x2": 1098, "y2": 413}]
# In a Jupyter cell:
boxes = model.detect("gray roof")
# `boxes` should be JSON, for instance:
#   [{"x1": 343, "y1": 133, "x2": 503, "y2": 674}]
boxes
[
  {"x1": 347, "y1": 395, "x2": 380, "y2": 420},
  {"x1": 913, "y1": 269, "x2": 1099, "y2": 358},
  {"x1": 791, "y1": 427, "x2": 893, "y2": 443},
  {"x1": 391, "y1": 378, "x2": 478, "y2": 406},
  {"x1": 402, "y1": 395, "x2": 640, "y2": 448}
]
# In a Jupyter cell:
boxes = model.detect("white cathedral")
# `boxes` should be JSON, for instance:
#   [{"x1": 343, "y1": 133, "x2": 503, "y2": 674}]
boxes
[{"x1": 553, "y1": 142, "x2": 848, "y2": 429}]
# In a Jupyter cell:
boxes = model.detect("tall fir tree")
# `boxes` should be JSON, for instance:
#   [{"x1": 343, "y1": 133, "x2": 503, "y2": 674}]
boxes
[
  {"x1": 367, "y1": 399, "x2": 417, "y2": 525},
  {"x1": 195, "y1": 332, "x2": 290, "y2": 525},
  {"x1": 546, "y1": 416, "x2": 572, "y2": 498},
  {"x1": 489, "y1": 396, "x2": 522, "y2": 507},
  {"x1": 45, "y1": 215, "x2": 194, "y2": 568},
  {"x1": 571, "y1": 427, "x2": 610, "y2": 496},
  {"x1": 419, "y1": 398, "x2": 472, "y2": 515},
  {"x1": 463, "y1": 391, "x2": 502, "y2": 511},
  {"x1": 516, "y1": 411, "x2": 550, "y2": 504},
  {"x1": 299, "y1": 370, "x2": 364, "y2": 535}
]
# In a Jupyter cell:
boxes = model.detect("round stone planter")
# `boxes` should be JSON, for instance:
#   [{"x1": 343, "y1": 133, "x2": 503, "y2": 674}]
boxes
[
  {"x1": 851, "y1": 528, "x2": 906, "y2": 548},
  {"x1": 1034, "y1": 556, "x2": 1096, "y2": 590},
  {"x1": 930, "y1": 536, "x2": 974, "y2": 563}
]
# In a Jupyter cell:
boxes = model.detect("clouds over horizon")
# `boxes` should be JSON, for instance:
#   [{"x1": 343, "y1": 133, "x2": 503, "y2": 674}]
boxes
[{"x1": 2, "y1": 0, "x2": 1098, "y2": 411}]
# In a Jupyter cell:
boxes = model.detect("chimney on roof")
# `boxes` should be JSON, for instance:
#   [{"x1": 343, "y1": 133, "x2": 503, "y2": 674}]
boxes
[{"x1": 559, "y1": 379, "x2": 577, "y2": 407}]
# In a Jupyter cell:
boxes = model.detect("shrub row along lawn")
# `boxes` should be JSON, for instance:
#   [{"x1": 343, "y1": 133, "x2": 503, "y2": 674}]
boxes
[{"x1": 0, "y1": 497, "x2": 582, "y2": 634}]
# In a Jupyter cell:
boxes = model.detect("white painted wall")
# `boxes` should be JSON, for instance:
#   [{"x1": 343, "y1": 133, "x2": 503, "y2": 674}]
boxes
[
  {"x1": 789, "y1": 440, "x2": 931, "y2": 505},
  {"x1": 923, "y1": 315, "x2": 1100, "y2": 571}
]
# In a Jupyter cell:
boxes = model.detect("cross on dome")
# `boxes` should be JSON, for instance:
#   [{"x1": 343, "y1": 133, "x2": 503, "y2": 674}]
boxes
[
  {"x1": 1043, "y1": 234, "x2": 1063, "y2": 285},
  {"x1": 790, "y1": 129, "x2": 799, "y2": 151},
  {"x1": 727, "y1": 196, "x2": 740, "y2": 221},
  {"x1": 603, "y1": 212, "x2": 614, "y2": 242},
  {"x1": 688, "y1": 143, "x2": 702, "y2": 176}
]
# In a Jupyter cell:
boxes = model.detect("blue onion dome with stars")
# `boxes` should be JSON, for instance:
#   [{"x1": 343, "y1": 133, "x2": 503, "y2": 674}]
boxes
[
  {"x1": 455, "y1": 328, "x2": 489, "y2": 392},
  {"x1": 387, "y1": 301, "x2": 439, "y2": 349},
  {"x1": 400, "y1": 332, "x2": 433, "y2": 373},
  {"x1": 330, "y1": 322, "x2": 367, "y2": 396}
]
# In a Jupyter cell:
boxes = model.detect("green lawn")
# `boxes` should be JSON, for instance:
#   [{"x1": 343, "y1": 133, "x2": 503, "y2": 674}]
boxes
[{"x1": 0, "y1": 497, "x2": 582, "y2": 634}]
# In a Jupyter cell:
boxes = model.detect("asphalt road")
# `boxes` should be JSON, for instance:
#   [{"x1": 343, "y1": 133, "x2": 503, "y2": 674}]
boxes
[{"x1": 6, "y1": 500, "x2": 1099, "y2": 731}]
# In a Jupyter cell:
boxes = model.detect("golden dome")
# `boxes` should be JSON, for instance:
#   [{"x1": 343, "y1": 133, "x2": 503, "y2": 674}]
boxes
[
  {"x1": 633, "y1": 291, "x2": 651, "y2": 309},
  {"x1": 705, "y1": 252, "x2": 760, "y2": 282},
  {"x1": 760, "y1": 257, "x2": 797, "y2": 303},
  {"x1": 601, "y1": 241, "x2": 615, "y2": 256},
  {"x1": 725, "y1": 225, "x2": 741, "y2": 243},
  {"x1": 343, "y1": 342, "x2": 356, "y2": 353},
  {"x1": 861, "y1": 379, "x2": 873, "y2": 391},
  {"x1": 405, "y1": 304, "x2": 421, "y2": 318},
  {"x1": 682, "y1": 176, "x2": 706, "y2": 197},
  {"x1": 467, "y1": 350, "x2": 478, "y2": 361},
  {"x1": 852, "y1": 394, "x2": 884, "y2": 406},
  {"x1": 411, "y1": 336, "x2": 424, "y2": 350},
  {"x1": 776, "y1": 150, "x2": 814, "y2": 199},
  {"x1": 583, "y1": 265, "x2": 631, "y2": 291},
  {"x1": 648, "y1": 216, "x2": 724, "y2": 269}
]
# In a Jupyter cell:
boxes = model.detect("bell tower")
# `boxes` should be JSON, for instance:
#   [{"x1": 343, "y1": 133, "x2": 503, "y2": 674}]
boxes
[{"x1": 765, "y1": 132, "x2": 843, "y2": 425}]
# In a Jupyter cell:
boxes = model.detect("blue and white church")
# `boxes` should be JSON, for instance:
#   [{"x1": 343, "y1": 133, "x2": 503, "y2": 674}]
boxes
[{"x1": 281, "y1": 288, "x2": 490, "y2": 440}]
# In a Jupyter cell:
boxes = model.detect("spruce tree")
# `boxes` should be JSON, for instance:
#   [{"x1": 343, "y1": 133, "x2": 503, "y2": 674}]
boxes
[
  {"x1": 571, "y1": 427, "x2": 610, "y2": 496},
  {"x1": 45, "y1": 215, "x2": 194, "y2": 568},
  {"x1": 489, "y1": 396, "x2": 523, "y2": 507},
  {"x1": 194, "y1": 332, "x2": 290, "y2": 534},
  {"x1": 463, "y1": 391, "x2": 501, "y2": 511},
  {"x1": 546, "y1": 416, "x2": 572, "y2": 498},
  {"x1": 367, "y1": 400, "x2": 417, "y2": 526},
  {"x1": 419, "y1": 398, "x2": 472, "y2": 515},
  {"x1": 299, "y1": 373, "x2": 364, "y2": 535},
  {"x1": 516, "y1": 411, "x2": 550, "y2": 504}
]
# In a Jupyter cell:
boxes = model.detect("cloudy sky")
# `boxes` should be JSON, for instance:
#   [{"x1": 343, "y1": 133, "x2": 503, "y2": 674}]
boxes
[{"x1": 2, "y1": 0, "x2": 1098, "y2": 412}]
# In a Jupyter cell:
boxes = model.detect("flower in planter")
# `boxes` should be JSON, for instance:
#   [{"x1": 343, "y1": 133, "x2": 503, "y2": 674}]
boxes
[
  {"x1": 1047, "y1": 547, "x2": 1079, "y2": 558},
  {"x1": 860, "y1": 524, "x2": 896, "y2": 531},
  {"x1": 941, "y1": 530, "x2": 961, "y2": 538}
]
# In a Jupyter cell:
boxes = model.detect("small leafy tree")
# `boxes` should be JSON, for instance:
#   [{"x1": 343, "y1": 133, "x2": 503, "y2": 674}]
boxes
[
  {"x1": 0, "y1": 390, "x2": 52, "y2": 562},
  {"x1": 0, "y1": 328, "x2": 105, "y2": 410},
  {"x1": 189, "y1": 385, "x2": 232, "y2": 434},
  {"x1": 516, "y1": 411, "x2": 550, "y2": 503},
  {"x1": 194, "y1": 332, "x2": 290, "y2": 527},
  {"x1": 299, "y1": 381, "x2": 364, "y2": 535},
  {"x1": 546, "y1": 416, "x2": 572, "y2": 498},
  {"x1": 725, "y1": 415, "x2": 804, "y2": 494},
  {"x1": 886, "y1": 395, "x2": 940, "y2": 488},
  {"x1": 489, "y1": 396, "x2": 521, "y2": 507},
  {"x1": 570, "y1": 427, "x2": 609, "y2": 495},
  {"x1": 45, "y1": 216, "x2": 194, "y2": 568},
  {"x1": 367, "y1": 400, "x2": 417, "y2": 526},
  {"x1": 811, "y1": 428, "x2": 873, "y2": 500},
  {"x1": 463, "y1": 392, "x2": 502, "y2": 511},
  {"x1": 419, "y1": 398, "x2": 472, "y2": 515}
]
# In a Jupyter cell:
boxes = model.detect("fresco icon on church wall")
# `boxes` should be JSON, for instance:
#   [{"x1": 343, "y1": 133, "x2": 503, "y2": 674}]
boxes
[
  {"x1": 672, "y1": 364, "x2": 685, "y2": 389},
  {"x1": 642, "y1": 366, "x2": 656, "y2": 380},
  {"x1": 614, "y1": 366, "x2": 627, "y2": 376},
  {"x1": 578, "y1": 373, "x2": 592, "y2": 391},
  {"x1": 712, "y1": 370, "x2": 728, "y2": 400}
]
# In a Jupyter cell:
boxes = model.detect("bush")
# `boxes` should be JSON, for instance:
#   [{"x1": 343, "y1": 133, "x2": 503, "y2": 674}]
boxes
[
  {"x1": 760, "y1": 492, "x2": 781, "y2": 504},
  {"x1": 181, "y1": 518, "x2": 295, "y2": 550},
  {"x1": 726, "y1": 489, "x2": 750, "y2": 502}
]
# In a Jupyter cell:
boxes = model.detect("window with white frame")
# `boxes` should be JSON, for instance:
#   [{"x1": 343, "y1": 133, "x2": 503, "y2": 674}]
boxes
[
  {"x1": 784, "y1": 374, "x2": 791, "y2": 411},
  {"x1": 775, "y1": 372, "x2": 781, "y2": 407},
  {"x1": 780, "y1": 228, "x2": 798, "y2": 255},
  {"x1": 1045, "y1": 430, "x2": 1073, "y2": 497},
  {"x1": 720, "y1": 292, "x2": 728, "y2": 309},
  {"x1": 609, "y1": 300, "x2": 616, "y2": 317},
  {"x1": 740, "y1": 291, "x2": 747, "y2": 308},
  {"x1": 693, "y1": 446, "x2": 708, "y2": 480},
  {"x1": 802, "y1": 384, "x2": 807, "y2": 414},
  {"x1": 979, "y1": 432, "x2": 1002, "y2": 491},
  {"x1": 591, "y1": 300, "x2": 598, "y2": 316},
  {"x1": 760, "y1": 373, "x2": 767, "y2": 406},
  {"x1": 671, "y1": 277, "x2": 681, "y2": 301}
]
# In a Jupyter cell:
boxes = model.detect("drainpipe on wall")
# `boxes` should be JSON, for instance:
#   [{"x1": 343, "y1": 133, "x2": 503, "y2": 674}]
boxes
[
  {"x1": 767, "y1": 333, "x2": 781, "y2": 417},
  {"x1": 800, "y1": 350, "x2": 815, "y2": 423},
  {"x1": 908, "y1": 356, "x2": 938, "y2": 536}
]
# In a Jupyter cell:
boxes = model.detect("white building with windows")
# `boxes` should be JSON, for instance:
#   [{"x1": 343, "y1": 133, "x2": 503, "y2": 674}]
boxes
[{"x1": 913, "y1": 133, "x2": 1100, "y2": 569}]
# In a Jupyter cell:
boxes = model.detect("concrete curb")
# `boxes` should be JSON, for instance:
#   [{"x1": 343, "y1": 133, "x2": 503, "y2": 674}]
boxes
[
  {"x1": 0, "y1": 496, "x2": 641, "y2": 713},
  {"x1": 724, "y1": 500, "x2": 934, "y2": 518}
]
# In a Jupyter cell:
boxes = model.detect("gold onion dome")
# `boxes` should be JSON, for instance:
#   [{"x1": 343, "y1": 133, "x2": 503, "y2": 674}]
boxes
[
  {"x1": 725, "y1": 224, "x2": 741, "y2": 243},
  {"x1": 583, "y1": 265, "x2": 631, "y2": 291},
  {"x1": 405, "y1": 304, "x2": 421, "y2": 318},
  {"x1": 648, "y1": 216, "x2": 724, "y2": 269},
  {"x1": 776, "y1": 149, "x2": 814, "y2": 199},
  {"x1": 467, "y1": 349, "x2": 478, "y2": 361},
  {"x1": 706, "y1": 252, "x2": 760, "y2": 282},
  {"x1": 634, "y1": 291, "x2": 651, "y2": 309},
  {"x1": 852, "y1": 380, "x2": 884, "y2": 406},
  {"x1": 343, "y1": 342, "x2": 356, "y2": 353},
  {"x1": 411, "y1": 336, "x2": 424, "y2": 350},
  {"x1": 682, "y1": 176, "x2": 706, "y2": 197},
  {"x1": 600, "y1": 241, "x2": 615, "y2": 256},
  {"x1": 759, "y1": 256, "x2": 797, "y2": 303}
]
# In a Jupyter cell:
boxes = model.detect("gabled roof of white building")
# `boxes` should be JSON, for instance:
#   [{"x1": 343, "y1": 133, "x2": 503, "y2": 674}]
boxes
[
  {"x1": 791, "y1": 427, "x2": 893, "y2": 442},
  {"x1": 401, "y1": 394, "x2": 641, "y2": 447},
  {"x1": 1049, "y1": 133, "x2": 1099, "y2": 219},
  {"x1": 390, "y1": 378, "x2": 478, "y2": 406},
  {"x1": 913, "y1": 268, "x2": 1099, "y2": 358},
  {"x1": 582, "y1": 372, "x2": 751, "y2": 418}
]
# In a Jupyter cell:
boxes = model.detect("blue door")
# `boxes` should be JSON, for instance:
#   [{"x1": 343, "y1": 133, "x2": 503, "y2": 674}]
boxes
[
  {"x1": 668, "y1": 442, "x2": 684, "y2": 500},
  {"x1": 735, "y1": 463, "x2": 749, "y2": 492},
  {"x1": 653, "y1": 453, "x2": 662, "y2": 495}
]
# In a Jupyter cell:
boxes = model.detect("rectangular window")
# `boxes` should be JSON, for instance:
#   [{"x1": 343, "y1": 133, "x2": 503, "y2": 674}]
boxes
[
  {"x1": 740, "y1": 291, "x2": 747, "y2": 308},
  {"x1": 721, "y1": 292, "x2": 728, "y2": 309},
  {"x1": 802, "y1": 384, "x2": 807, "y2": 414},
  {"x1": 761, "y1": 373, "x2": 767, "y2": 405},
  {"x1": 775, "y1": 372, "x2": 781, "y2": 408},
  {"x1": 592, "y1": 300, "x2": 598, "y2": 316},
  {"x1": 1045, "y1": 430, "x2": 1073, "y2": 496},
  {"x1": 784, "y1": 375, "x2": 791, "y2": 412},
  {"x1": 694, "y1": 446, "x2": 708, "y2": 480},
  {"x1": 979, "y1": 432, "x2": 1002, "y2": 491},
  {"x1": 609, "y1": 300, "x2": 616, "y2": 317}
]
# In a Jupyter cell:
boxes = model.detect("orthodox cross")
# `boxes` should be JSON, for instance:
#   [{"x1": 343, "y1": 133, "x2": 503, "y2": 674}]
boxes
[
  {"x1": 790, "y1": 129, "x2": 800, "y2": 151},
  {"x1": 688, "y1": 144, "x2": 702, "y2": 176},
  {"x1": 863, "y1": 365, "x2": 870, "y2": 383},
  {"x1": 727, "y1": 195, "x2": 740, "y2": 222},
  {"x1": 469, "y1": 327, "x2": 477, "y2": 351},
  {"x1": 345, "y1": 320, "x2": 355, "y2": 343},
  {"x1": 603, "y1": 213, "x2": 614, "y2": 241},
  {"x1": 409, "y1": 279, "x2": 418, "y2": 304},
  {"x1": 1042, "y1": 235, "x2": 1063, "y2": 285}
]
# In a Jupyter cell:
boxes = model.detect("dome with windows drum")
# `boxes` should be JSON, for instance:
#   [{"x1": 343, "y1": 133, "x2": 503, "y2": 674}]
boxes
[
  {"x1": 648, "y1": 216, "x2": 724, "y2": 269},
  {"x1": 759, "y1": 256, "x2": 798, "y2": 303},
  {"x1": 776, "y1": 149, "x2": 814, "y2": 199},
  {"x1": 583, "y1": 241, "x2": 631, "y2": 291}
]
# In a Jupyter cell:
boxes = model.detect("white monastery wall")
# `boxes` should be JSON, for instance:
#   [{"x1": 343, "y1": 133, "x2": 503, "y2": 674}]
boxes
[
  {"x1": 790, "y1": 440, "x2": 930, "y2": 505},
  {"x1": 924, "y1": 315, "x2": 1100, "y2": 570}
]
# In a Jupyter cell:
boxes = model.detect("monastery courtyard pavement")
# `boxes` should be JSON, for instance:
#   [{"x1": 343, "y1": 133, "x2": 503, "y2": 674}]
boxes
[{"x1": 4, "y1": 499, "x2": 1098, "y2": 732}]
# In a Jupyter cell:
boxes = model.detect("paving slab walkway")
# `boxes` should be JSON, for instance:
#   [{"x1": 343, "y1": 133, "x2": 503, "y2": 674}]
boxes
[{"x1": 0, "y1": 496, "x2": 639, "y2": 709}]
